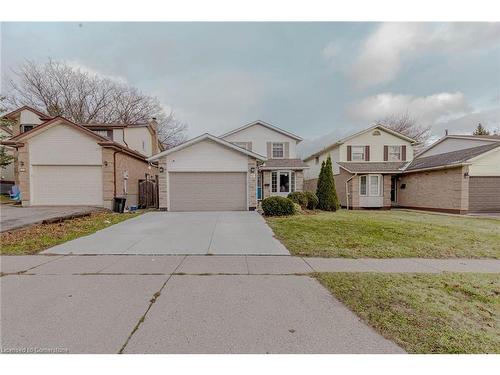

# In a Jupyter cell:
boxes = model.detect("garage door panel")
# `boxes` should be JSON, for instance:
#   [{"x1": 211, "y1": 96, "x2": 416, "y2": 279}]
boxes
[
  {"x1": 32, "y1": 165, "x2": 103, "y2": 206},
  {"x1": 469, "y1": 176, "x2": 500, "y2": 212},
  {"x1": 169, "y1": 172, "x2": 246, "y2": 211}
]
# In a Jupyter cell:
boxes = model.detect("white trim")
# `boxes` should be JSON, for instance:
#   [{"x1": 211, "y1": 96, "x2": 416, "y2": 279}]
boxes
[
  {"x1": 351, "y1": 145, "x2": 366, "y2": 161},
  {"x1": 387, "y1": 145, "x2": 403, "y2": 161},
  {"x1": 359, "y1": 174, "x2": 382, "y2": 197},
  {"x1": 466, "y1": 144, "x2": 500, "y2": 162},
  {"x1": 220, "y1": 120, "x2": 303, "y2": 141},
  {"x1": 415, "y1": 135, "x2": 500, "y2": 157},
  {"x1": 272, "y1": 142, "x2": 285, "y2": 159},
  {"x1": 147, "y1": 133, "x2": 267, "y2": 161}
]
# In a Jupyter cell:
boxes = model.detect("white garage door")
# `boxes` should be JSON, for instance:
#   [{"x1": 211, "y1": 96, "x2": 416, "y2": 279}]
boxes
[
  {"x1": 31, "y1": 165, "x2": 103, "y2": 206},
  {"x1": 169, "y1": 172, "x2": 247, "y2": 211}
]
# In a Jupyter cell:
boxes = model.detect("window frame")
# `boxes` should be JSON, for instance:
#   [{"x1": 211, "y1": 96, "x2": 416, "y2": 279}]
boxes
[
  {"x1": 359, "y1": 175, "x2": 367, "y2": 196},
  {"x1": 21, "y1": 124, "x2": 35, "y2": 133},
  {"x1": 359, "y1": 174, "x2": 381, "y2": 197},
  {"x1": 387, "y1": 145, "x2": 402, "y2": 161},
  {"x1": 272, "y1": 142, "x2": 285, "y2": 159},
  {"x1": 351, "y1": 145, "x2": 365, "y2": 161},
  {"x1": 271, "y1": 171, "x2": 278, "y2": 193}
]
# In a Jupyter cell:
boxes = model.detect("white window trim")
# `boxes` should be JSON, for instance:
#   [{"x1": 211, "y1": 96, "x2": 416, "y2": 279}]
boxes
[
  {"x1": 272, "y1": 142, "x2": 285, "y2": 159},
  {"x1": 351, "y1": 145, "x2": 365, "y2": 161},
  {"x1": 271, "y1": 170, "x2": 294, "y2": 194},
  {"x1": 359, "y1": 174, "x2": 382, "y2": 197},
  {"x1": 387, "y1": 145, "x2": 403, "y2": 161}
]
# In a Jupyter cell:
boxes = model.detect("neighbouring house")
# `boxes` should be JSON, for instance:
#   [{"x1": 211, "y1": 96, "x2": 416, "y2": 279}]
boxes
[
  {"x1": 303, "y1": 125, "x2": 417, "y2": 210},
  {"x1": 398, "y1": 142, "x2": 500, "y2": 214},
  {"x1": 147, "y1": 121, "x2": 307, "y2": 211},
  {"x1": 304, "y1": 126, "x2": 500, "y2": 214},
  {"x1": 1, "y1": 106, "x2": 160, "y2": 208}
]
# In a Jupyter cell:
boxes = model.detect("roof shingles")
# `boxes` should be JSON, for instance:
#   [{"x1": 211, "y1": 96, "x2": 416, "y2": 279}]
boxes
[{"x1": 337, "y1": 162, "x2": 408, "y2": 173}]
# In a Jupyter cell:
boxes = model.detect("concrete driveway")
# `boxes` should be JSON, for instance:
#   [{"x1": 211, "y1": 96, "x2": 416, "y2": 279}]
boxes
[
  {"x1": 0, "y1": 205, "x2": 100, "y2": 232},
  {"x1": 44, "y1": 211, "x2": 290, "y2": 255}
]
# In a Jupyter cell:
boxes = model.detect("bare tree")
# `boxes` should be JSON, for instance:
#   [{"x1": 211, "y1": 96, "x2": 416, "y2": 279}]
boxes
[
  {"x1": 377, "y1": 112, "x2": 431, "y2": 144},
  {"x1": 7, "y1": 59, "x2": 187, "y2": 148}
]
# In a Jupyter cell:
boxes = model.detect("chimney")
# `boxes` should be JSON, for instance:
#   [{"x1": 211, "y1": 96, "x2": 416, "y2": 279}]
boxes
[
  {"x1": 149, "y1": 117, "x2": 159, "y2": 154},
  {"x1": 445, "y1": 129, "x2": 448, "y2": 136}
]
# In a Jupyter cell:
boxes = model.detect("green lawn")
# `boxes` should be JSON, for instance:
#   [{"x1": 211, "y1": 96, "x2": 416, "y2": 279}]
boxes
[
  {"x1": 265, "y1": 210, "x2": 500, "y2": 258},
  {"x1": 0, "y1": 194, "x2": 12, "y2": 204},
  {"x1": 1, "y1": 211, "x2": 142, "y2": 255},
  {"x1": 316, "y1": 273, "x2": 500, "y2": 354}
]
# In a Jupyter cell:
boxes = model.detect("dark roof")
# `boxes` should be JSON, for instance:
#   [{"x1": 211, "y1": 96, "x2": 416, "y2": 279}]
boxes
[
  {"x1": 261, "y1": 158, "x2": 309, "y2": 170},
  {"x1": 337, "y1": 162, "x2": 408, "y2": 173},
  {"x1": 406, "y1": 143, "x2": 500, "y2": 171},
  {"x1": 450, "y1": 134, "x2": 500, "y2": 140},
  {"x1": 83, "y1": 122, "x2": 149, "y2": 129}
]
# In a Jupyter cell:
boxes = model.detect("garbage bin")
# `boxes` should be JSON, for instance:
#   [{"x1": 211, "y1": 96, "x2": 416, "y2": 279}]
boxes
[{"x1": 113, "y1": 197, "x2": 127, "y2": 213}]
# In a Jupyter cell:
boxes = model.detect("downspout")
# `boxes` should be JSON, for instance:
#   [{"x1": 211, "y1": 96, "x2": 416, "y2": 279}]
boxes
[
  {"x1": 345, "y1": 173, "x2": 357, "y2": 210},
  {"x1": 121, "y1": 128, "x2": 129, "y2": 148}
]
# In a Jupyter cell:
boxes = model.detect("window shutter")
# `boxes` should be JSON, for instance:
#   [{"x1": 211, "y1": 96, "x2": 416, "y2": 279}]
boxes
[
  {"x1": 347, "y1": 145, "x2": 352, "y2": 161},
  {"x1": 267, "y1": 142, "x2": 272, "y2": 158},
  {"x1": 365, "y1": 146, "x2": 370, "y2": 161},
  {"x1": 284, "y1": 142, "x2": 290, "y2": 158},
  {"x1": 384, "y1": 145, "x2": 388, "y2": 161},
  {"x1": 401, "y1": 145, "x2": 406, "y2": 161}
]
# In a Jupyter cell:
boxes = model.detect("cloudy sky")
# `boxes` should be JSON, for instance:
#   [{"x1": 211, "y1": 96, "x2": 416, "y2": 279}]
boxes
[{"x1": 1, "y1": 22, "x2": 499, "y2": 155}]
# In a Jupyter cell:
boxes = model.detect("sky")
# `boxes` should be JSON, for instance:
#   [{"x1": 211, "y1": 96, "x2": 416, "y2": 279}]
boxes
[{"x1": 1, "y1": 22, "x2": 499, "y2": 156}]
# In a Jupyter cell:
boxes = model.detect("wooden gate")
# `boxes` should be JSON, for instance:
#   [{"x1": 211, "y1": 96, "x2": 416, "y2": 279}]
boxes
[{"x1": 138, "y1": 178, "x2": 158, "y2": 208}]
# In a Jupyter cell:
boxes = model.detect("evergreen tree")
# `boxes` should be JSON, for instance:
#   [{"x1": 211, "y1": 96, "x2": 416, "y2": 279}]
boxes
[
  {"x1": 316, "y1": 155, "x2": 339, "y2": 211},
  {"x1": 473, "y1": 123, "x2": 490, "y2": 135},
  {"x1": 0, "y1": 96, "x2": 14, "y2": 170}
]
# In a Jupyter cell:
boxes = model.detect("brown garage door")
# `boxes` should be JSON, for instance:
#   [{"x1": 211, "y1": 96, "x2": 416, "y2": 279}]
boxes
[
  {"x1": 469, "y1": 176, "x2": 500, "y2": 212},
  {"x1": 169, "y1": 172, "x2": 247, "y2": 211}
]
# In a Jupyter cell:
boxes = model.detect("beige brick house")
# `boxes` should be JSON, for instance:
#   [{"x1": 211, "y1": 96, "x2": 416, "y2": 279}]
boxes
[
  {"x1": 148, "y1": 121, "x2": 307, "y2": 211},
  {"x1": 2, "y1": 106, "x2": 158, "y2": 208}
]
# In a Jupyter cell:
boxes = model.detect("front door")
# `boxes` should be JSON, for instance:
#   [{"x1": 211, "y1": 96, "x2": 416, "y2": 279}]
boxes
[
  {"x1": 278, "y1": 171, "x2": 290, "y2": 196},
  {"x1": 390, "y1": 176, "x2": 397, "y2": 206}
]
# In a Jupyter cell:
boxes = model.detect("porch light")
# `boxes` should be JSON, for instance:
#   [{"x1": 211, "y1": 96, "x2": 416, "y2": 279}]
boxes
[
  {"x1": 464, "y1": 172, "x2": 469, "y2": 178},
  {"x1": 159, "y1": 166, "x2": 165, "y2": 173},
  {"x1": 103, "y1": 161, "x2": 108, "y2": 167},
  {"x1": 250, "y1": 167, "x2": 256, "y2": 174}
]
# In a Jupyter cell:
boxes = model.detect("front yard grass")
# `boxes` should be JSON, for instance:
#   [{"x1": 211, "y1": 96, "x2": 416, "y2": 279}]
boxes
[
  {"x1": 266, "y1": 210, "x2": 500, "y2": 258},
  {"x1": 0, "y1": 211, "x2": 142, "y2": 255},
  {"x1": 315, "y1": 272, "x2": 500, "y2": 354}
]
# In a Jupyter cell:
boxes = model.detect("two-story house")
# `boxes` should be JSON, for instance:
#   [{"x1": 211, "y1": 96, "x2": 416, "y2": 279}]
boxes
[
  {"x1": 147, "y1": 120, "x2": 307, "y2": 211},
  {"x1": 1, "y1": 105, "x2": 160, "y2": 208},
  {"x1": 303, "y1": 125, "x2": 417, "y2": 210}
]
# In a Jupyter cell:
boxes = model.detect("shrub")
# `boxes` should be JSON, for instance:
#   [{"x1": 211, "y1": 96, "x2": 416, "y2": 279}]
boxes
[
  {"x1": 316, "y1": 155, "x2": 339, "y2": 211},
  {"x1": 261, "y1": 196, "x2": 296, "y2": 216},
  {"x1": 293, "y1": 203, "x2": 302, "y2": 214},
  {"x1": 287, "y1": 191, "x2": 308, "y2": 209},
  {"x1": 304, "y1": 191, "x2": 319, "y2": 210}
]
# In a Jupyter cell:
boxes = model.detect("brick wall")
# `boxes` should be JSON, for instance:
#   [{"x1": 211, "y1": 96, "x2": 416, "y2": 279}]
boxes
[
  {"x1": 295, "y1": 170, "x2": 304, "y2": 192},
  {"x1": 383, "y1": 175, "x2": 392, "y2": 209},
  {"x1": 398, "y1": 166, "x2": 469, "y2": 214},
  {"x1": 248, "y1": 157, "x2": 257, "y2": 209},
  {"x1": 102, "y1": 148, "x2": 115, "y2": 209},
  {"x1": 303, "y1": 178, "x2": 318, "y2": 192},
  {"x1": 333, "y1": 169, "x2": 353, "y2": 207},
  {"x1": 262, "y1": 170, "x2": 271, "y2": 199},
  {"x1": 16, "y1": 145, "x2": 30, "y2": 206},
  {"x1": 158, "y1": 157, "x2": 168, "y2": 210}
]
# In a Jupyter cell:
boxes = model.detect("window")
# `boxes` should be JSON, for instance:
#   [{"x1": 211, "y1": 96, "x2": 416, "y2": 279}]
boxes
[
  {"x1": 369, "y1": 175, "x2": 380, "y2": 196},
  {"x1": 360, "y1": 175, "x2": 381, "y2": 197},
  {"x1": 272, "y1": 143, "x2": 284, "y2": 158},
  {"x1": 351, "y1": 146, "x2": 365, "y2": 161},
  {"x1": 291, "y1": 171, "x2": 296, "y2": 192},
  {"x1": 279, "y1": 171, "x2": 290, "y2": 192},
  {"x1": 271, "y1": 171, "x2": 278, "y2": 193},
  {"x1": 372, "y1": 130, "x2": 381, "y2": 136},
  {"x1": 360, "y1": 176, "x2": 367, "y2": 196},
  {"x1": 388, "y1": 146, "x2": 402, "y2": 161},
  {"x1": 21, "y1": 125, "x2": 35, "y2": 133}
]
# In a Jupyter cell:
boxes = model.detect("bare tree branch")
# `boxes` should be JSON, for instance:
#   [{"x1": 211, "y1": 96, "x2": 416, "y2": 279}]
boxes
[
  {"x1": 377, "y1": 111, "x2": 431, "y2": 144},
  {"x1": 7, "y1": 59, "x2": 188, "y2": 148}
]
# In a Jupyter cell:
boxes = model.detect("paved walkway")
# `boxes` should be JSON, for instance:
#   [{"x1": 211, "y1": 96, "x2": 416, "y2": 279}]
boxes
[
  {"x1": 1, "y1": 255, "x2": 498, "y2": 354},
  {"x1": 43, "y1": 212, "x2": 289, "y2": 255},
  {"x1": 2, "y1": 255, "x2": 499, "y2": 275},
  {"x1": 0, "y1": 205, "x2": 99, "y2": 232}
]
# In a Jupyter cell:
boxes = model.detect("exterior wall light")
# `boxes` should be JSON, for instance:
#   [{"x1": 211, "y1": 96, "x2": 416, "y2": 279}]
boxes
[{"x1": 159, "y1": 167, "x2": 165, "y2": 173}]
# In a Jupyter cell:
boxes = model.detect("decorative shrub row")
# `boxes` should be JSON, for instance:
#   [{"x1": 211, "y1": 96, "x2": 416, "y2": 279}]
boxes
[{"x1": 261, "y1": 196, "x2": 296, "y2": 216}]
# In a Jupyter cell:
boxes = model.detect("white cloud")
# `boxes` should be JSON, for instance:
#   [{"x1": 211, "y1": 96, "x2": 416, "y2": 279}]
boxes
[
  {"x1": 343, "y1": 23, "x2": 500, "y2": 88},
  {"x1": 433, "y1": 107, "x2": 500, "y2": 136},
  {"x1": 346, "y1": 91, "x2": 470, "y2": 126},
  {"x1": 65, "y1": 60, "x2": 128, "y2": 84}
]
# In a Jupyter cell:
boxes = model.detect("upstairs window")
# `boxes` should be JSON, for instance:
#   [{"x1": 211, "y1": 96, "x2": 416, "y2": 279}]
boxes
[
  {"x1": 351, "y1": 146, "x2": 365, "y2": 161},
  {"x1": 21, "y1": 124, "x2": 35, "y2": 133},
  {"x1": 388, "y1": 146, "x2": 402, "y2": 161},
  {"x1": 272, "y1": 142, "x2": 284, "y2": 158}
]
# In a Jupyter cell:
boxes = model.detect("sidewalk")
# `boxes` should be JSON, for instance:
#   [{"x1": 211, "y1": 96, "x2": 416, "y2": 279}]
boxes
[{"x1": 2, "y1": 255, "x2": 499, "y2": 275}]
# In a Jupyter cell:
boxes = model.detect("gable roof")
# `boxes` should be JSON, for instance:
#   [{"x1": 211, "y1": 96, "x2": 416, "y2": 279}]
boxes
[
  {"x1": 260, "y1": 158, "x2": 309, "y2": 170},
  {"x1": 220, "y1": 120, "x2": 303, "y2": 142},
  {"x1": 303, "y1": 124, "x2": 417, "y2": 161},
  {"x1": 405, "y1": 143, "x2": 500, "y2": 172},
  {"x1": 3, "y1": 116, "x2": 149, "y2": 161},
  {"x1": 147, "y1": 133, "x2": 267, "y2": 162},
  {"x1": 415, "y1": 134, "x2": 500, "y2": 157},
  {"x1": 2, "y1": 105, "x2": 52, "y2": 121}
]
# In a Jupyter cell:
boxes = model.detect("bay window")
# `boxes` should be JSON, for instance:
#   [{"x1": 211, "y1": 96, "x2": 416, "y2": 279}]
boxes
[{"x1": 359, "y1": 174, "x2": 381, "y2": 196}]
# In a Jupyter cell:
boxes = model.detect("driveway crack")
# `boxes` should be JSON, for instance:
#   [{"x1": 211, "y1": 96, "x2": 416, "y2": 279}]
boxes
[
  {"x1": 206, "y1": 213, "x2": 220, "y2": 254},
  {"x1": 118, "y1": 255, "x2": 187, "y2": 354}
]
